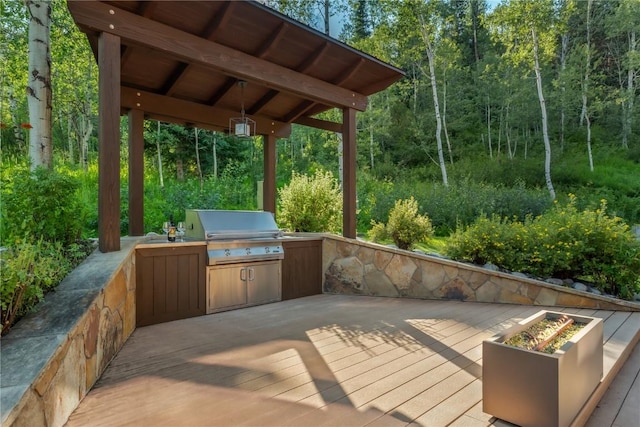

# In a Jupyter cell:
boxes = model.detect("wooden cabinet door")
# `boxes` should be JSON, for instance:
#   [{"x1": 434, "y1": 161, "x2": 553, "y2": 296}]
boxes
[
  {"x1": 282, "y1": 239, "x2": 322, "y2": 300},
  {"x1": 136, "y1": 246, "x2": 206, "y2": 326}
]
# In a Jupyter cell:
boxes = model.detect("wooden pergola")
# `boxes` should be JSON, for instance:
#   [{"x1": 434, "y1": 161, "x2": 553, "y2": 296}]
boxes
[{"x1": 68, "y1": 0, "x2": 404, "y2": 252}]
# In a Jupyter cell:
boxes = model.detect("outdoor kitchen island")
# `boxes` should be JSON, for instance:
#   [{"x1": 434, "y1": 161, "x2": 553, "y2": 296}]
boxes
[{"x1": 134, "y1": 213, "x2": 322, "y2": 327}]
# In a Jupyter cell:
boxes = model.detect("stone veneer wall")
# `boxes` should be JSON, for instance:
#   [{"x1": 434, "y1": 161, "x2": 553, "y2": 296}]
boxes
[
  {"x1": 322, "y1": 235, "x2": 639, "y2": 312},
  {"x1": 1, "y1": 238, "x2": 138, "y2": 427}
]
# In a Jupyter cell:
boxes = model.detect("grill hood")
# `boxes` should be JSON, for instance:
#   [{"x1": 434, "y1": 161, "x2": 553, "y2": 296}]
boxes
[{"x1": 184, "y1": 209, "x2": 283, "y2": 241}]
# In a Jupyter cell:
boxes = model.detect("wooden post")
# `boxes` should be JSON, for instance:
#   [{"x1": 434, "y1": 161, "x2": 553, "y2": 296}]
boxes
[
  {"x1": 342, "y1": 108, "x2": 357, "y2": 238},
  {"x1": 128, "y1": 109, "x2": 144, "y2": 236},
  {"x1": 263, "y1": 133, "x2": 277, "y2": 215},
  {"x1": 98, "y1": 32, "x2": 121, "y2": 252}
]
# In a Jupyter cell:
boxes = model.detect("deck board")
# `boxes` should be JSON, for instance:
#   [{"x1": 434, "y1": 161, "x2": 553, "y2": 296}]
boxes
[{"x1": 65, "y1": 295, "x2": 638, "y2": 427}]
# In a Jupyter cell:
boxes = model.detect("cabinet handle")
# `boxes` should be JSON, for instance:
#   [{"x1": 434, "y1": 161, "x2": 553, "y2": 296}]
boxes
[
  {"x1": 248, "y1": 267, "x2": 255, "y2": 281},
  {"x1": 240, "y1": 268, "x2": 247, "y2": 281}
]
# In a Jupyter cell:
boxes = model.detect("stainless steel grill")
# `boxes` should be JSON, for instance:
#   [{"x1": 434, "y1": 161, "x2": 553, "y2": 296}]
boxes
[
  {"x1": 185, "y1": 209, "x2": 284, "y2": 265},
  {"x1": 184, "y1": 209, "x2": 284, "y2": 313}
]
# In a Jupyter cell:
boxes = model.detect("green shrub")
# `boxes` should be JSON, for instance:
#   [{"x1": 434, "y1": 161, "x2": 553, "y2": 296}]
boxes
[
  {"x1": 444, "y1": 214, "x2": 531, "y2": 271},
  {"x1": 445, "y1": 196, "x2": 640, "y2": 300},
  {"x1": 278, "y1": 170, "x2": 342, "y2": 233},
  {"x1": 369, "y1": 197, "x2": 434, "y2": 250},
  {"x1": 1, "y1": 167, "x2": 83, "y2": 245},
  {"x1": 1, "y1": 238, "x2": 72, "y2": 335}
]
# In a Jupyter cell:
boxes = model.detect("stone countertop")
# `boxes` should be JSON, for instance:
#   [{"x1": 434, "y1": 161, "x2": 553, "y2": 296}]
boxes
[{"x1": 134, "y1": 233, "x2": 324, "y2": 249}]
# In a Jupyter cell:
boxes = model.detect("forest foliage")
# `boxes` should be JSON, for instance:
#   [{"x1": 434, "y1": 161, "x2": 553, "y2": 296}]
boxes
[{"x1": 0, "y1": 0, "x2": 639, "y2": 327}]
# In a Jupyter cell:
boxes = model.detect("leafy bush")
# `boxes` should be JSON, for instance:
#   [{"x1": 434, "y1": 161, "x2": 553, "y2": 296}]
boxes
[
  {"x1": 1, "y1": 166, "x2": 83, "y2": 245},
  {"x1": 369, "y1": 197, "x2": 434, "y2": 250},
  {"x1": 445, "y1": 196, "x2": 640, "y2": 300},
  {"x1": 278, "y1": 170, "x2": 342, "y2": 233},
  {"x1": 1, "y1": 238, "x2": 70, "y2": 335}
]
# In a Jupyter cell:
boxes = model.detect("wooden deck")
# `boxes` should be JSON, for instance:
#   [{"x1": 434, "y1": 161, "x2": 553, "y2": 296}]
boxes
[{"x1": 66, "y1": 295, "x2": 639, "y2": 427}]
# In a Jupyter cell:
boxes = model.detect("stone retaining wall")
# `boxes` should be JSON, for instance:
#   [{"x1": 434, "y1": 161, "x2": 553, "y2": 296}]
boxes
[
  {"x1": 322, "y1": 235, "x2": 639, "y2": 312},
  {"x1": 1, "y1": 238, "x2": 138, "y2": 427}
]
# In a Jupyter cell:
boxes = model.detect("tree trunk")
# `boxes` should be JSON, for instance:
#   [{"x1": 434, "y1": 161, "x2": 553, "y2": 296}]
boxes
[
  {"x1": 560, "y1": 33, "x2": 568, "y2": 153},
  {"x1": 425, "y1": 44, "x2": 448, "y2": 186},
  {"x1": 442, "y1": 75, "x2": 453, "y2": 164},
  {"x1": 471, "y1": 0, "x2": 480, "y2": 64},
  {"x1": 582, "y1": 0, "x2": 594, "y2": 171},
  {"x1": 532, "y1": 27, "x2": 556, "y2": 200},
  {"x1": 212, "y1": 133, "x2": 218, "y2": 179},
  {"x1": 487, "y1": 97, "x2": 493, "y2": 159},
  {"x1": 369, "y1": 125, "x2": 375, "y2": 170},
  {"x1": 26, "y1": 0, "x2": 52, "y2": 170},
  {"x1": 156, "y1": 121, "x2": 164, "y2": 188},
  {"x1": 67, "y1": 114, "x2": 73, "y2": 163},
  {"x1": 195, "y1": 127, "x2": 203, "y2": 190},
  {"x1": 176, "y1": 158, "x2": 184, "y2": 181},
  {"x1": 622, "y1": 29, "x2": 636, "y2": 149},
  {"x1": 324, "y1": 0, "x2": 330, "y2": 35}
]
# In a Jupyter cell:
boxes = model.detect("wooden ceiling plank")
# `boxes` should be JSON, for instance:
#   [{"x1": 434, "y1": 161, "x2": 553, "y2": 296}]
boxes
[
  {"x1": 137, "y1": 1, "x2": 157, "y2": 18},
  {"x1": 296, "y1": 41, "x2": 330, "y2": 73},
  {"x1": 201, "y1": 1, "x2": 233, "y2": 41},
  {"x1": 332, "y1": 58, "x2": 365, "y2": 86},
  {"x1": 68, "y1": 1, "x2": 368, "y2": 111},
  {"x1": 282, "y1": 100, "x2": 315, "y2": 123},
  {"x1": 207, "y1": 77, "x2": 238, "y2": 106},
  {"x1": 162, "y1": 62, "x2": 190, "y2": 96},
  {"x1": 247, "y1": 90, "x2": 279, "y2": 115},
  {"x1": 162, "y1": 3, "x2": 237, "y2": 98},
  {"x1": 255, "y1": 22, "x2": 289, "y2": 59},
  {"x1": 121, "y1": 87, "x2": 291, "y2": 138}
]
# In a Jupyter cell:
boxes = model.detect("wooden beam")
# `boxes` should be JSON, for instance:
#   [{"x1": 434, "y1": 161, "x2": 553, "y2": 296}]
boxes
[
  {"x1": 255, "y1": 22, "x2": 288, "y2": 58},
  {"x1": 263, "y1": 134, "x2": 277, "y2": 215},
  {"x1": 68, "y1": 1, "x2": 368, "y2": 111},
  {"x1": 333, "y1": 58, "x2": 365, "y2": 85},
  {"x1": 207, "y1": 77, "x2": 238, "y2": 106},
  {"x1": 342, "y1": 107, "x2": 357, "y2": 239},
  {"x1": 200, "y1": 1, "x2": 233, "y2": 41},
  {"x1": 128, "y1": 108, "x2": 144, "y2": 236},
  {"x1": 161, "y1": 2, "x2": 234, "y2": 97},
  {"x1": 121, "y1": 87, "x2": 291, "y2": 138},
  {"x1": 247, "y1": 89, "x2": 279, "y2": 116},
  {"x1": 283, "y1": 100, "x2": 316, "y2": 123},
  {"x1": 296, "y1": 41, "x2": 330, "y2": 73},
  {"x1": 98, "y1": 32, "x2": 121, "y2": 252},
  {"x1": 294, "y1": 116, "x2": 342, "y2": 133}
]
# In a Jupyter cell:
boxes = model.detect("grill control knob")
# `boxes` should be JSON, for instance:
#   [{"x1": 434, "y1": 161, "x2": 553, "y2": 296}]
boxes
[
  {"x1": 246, "y1": 247, "x2": 251, "y2": 255},
  {"x1": 224, "y1": 249, "x2": 231, "y2": 256},
  {"x1": 265, "y1": 247, "x2": 270, "y2": 253}
]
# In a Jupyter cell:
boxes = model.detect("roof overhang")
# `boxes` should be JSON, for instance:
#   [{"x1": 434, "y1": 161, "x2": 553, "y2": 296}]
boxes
[{"x1": 68, "y1": 0, "x2": 405, "y2": 137}]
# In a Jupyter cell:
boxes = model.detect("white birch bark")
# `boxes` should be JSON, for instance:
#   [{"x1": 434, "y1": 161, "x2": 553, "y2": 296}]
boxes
[
  {"x1": 560, "y1": 33, "x2": 568, "y2": 152},
  {"x1": 582, "y1": 0, "x2": 594, "y2": 171},
  {"x1": 25, "y1": 0, "x2": 52, "y2": 170},
  {"x1": 622, "y1": 30, "x2": 636, "y2": 149},
  {"x1": 532, "y1": 27, "x2": 556, "y2": 200},
  {"x1": 419, "y1": 15, "x2": 448, "y2": 187}
]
